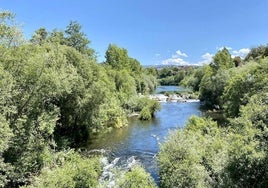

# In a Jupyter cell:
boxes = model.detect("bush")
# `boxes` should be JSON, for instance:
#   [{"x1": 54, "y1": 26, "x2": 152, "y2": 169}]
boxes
[
  {"x1": 118, "y1": 166, "x2": 157, "y2": 188},
  {"x1": 139, "y1": 106, "x2": 152, "y2": 120},
  {"x1": 24, "y1": 151, "x2": 101, "y2": 188},
  {"x1": 158, "y1": 117, "x2": 229, "y2": 188}
]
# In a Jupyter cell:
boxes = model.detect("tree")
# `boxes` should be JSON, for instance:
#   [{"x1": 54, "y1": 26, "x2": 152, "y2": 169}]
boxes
[
  {"x1": 222, "y1": 59, "x2": 267, "y2": 117},
  {"x1": 199, "y1": 65, "x2": 231, "y2": 108},
  {"x1": 0, "y1": 10, "x2": 24, "y2": 47},
  {"x1": 47, "y1": 29, "x2": 65, "y2": 45},
  {"x1": 30, "y1": 28, "x2": 48, "y2": 45},
  {"x1": 210, "y1": 48, "x2": 233, "y2": 71},
  {"x1": 129, "y1": 57, "x2": 142, "y2": 74},
  {"x1": 158, "y1": 116, "x2": 229, "y2": 188},
  {"x1": 0, "y1": 67, "x2": 14, "y2": 186},
  {"x1": 244, "y1": 45, "x2": 268, "y2": 61},
  {"x1": 64, "y1": 21, "x2": 95, "y2": 57},
  {"x1": 105, "y1": 44, "x2": 130, "y2": 70},
  {"x1": 233, "y1": 56, "x2": 242, "y2": 67}
]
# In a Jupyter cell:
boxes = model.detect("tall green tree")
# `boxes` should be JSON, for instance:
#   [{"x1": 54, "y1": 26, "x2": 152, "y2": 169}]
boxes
[
  {"x1": 30, "y1": 28, "x2": 48, "y2": 45},
  {"x1": 210, "y1": 47, "x2": 233, "y2": 71},
  {"x1": 47, "y1": 29, "x2": 65, "y2": 45},
  {"x1": 105, "y1": 44, "x2": 130, "y2": 70},
  {"x1": 64, "y1": 21, "x2": 94, "y2": 57},
  {"x1": 244, "y1": 45, "x2": 268, "y2": 61}
]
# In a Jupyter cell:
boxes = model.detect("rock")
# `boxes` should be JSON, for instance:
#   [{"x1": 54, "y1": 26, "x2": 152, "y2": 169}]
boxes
[
  {"x1": 100, "y1": 157, "x2": 109, "y2": 166},
  {"x1": 103, "y1": 157, "x2": 120, "y2": 171},
  {"x1": 149, "y1": 94, "x2": 168, "y2": 102},
  {"x1": 126, "y1": 156, "x2": 137, "y2": 169}
]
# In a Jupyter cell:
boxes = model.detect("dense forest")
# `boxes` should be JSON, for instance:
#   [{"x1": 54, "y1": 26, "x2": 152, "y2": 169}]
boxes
[{"x1": 1, "y1": 10, "x2": 268, "y2": 187}]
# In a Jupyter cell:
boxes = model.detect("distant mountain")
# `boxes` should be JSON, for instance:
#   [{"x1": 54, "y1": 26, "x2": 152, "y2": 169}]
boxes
[{"x1": 143, "y1": 64, "x2": 199, "y2": 70}]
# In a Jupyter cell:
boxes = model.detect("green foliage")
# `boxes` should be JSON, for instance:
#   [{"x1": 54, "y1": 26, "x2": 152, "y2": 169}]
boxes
[
  {"x1": 30, "y1": 28, "x2": 48, "y2": 45},
  {"x1": 0, "y1": 10, "x2": 25, "y2": 47},
  {"x1": 144, "y1": 67, "x2": 158, "y2": 77},
  {"x1": 103, "y1": 44, "x2": 159, "y2": 121},
  {"x1": 222, "y1": 59, "x2": 268, "y2": 117},
  {"x1": 0, "y1": 44, "x2": 68, "y2": 185},
  {"x1": 223, "y1": 93, "x2": 268, "y2": 187},
  {"x1": 210, "y1": 48, "x2": 233, "y2": 71},
  {"x1": 0, "y1": 115, "x2": 14, "y2": 187},
  {"x1": 137, "y1": 73, "x2": 157, "y2": 94},
  {"x1": 64, "y1": 21, "x2": 95, "y2": 57},
  {"x1": 197, "y1": 49, "x2": 236, "y2": 108},
  {"x1": 118, "y1": 166, "x2": 157, "y2": 188},
  {"x1": 199, "y1": 66, "x2": 231, "y2": 108},
  {"x1": 233, "y1": 56, "x2": 242, "y2": 67},
  {"x1": 125, "y1": 97, "x2": 160, "y2": 121},
  {"x1": 158, "y1": 46, "x2": 268, "y2": 187},
  {"x1": 47, "y1": 29, "x2": 65, "y2": 45},
  {"x1": 0, "y1": 11, "x2": 159, "y2": 187},
  {"x1": 158, "y1": 116, "x2": 229, "y2": 188},
  {"x1": 244, "y1": 44, "x2": 268, "y2": 61},
  {"x1": 23, "y1": 151, "x2": 101, "y2": 188},
  {"x1": 180, "y1": 66, "x2": 205, "y2": 91},
  {"x1": 2, "y1": 9, "x2": 268, "y2": 188},
  {"x1": 157, "y1": 66, "x2": 197, "y2": 86},
  {"x1": 104, "y1": 44, "x2": 157, "y2": 95},
  {"x1": 105, "y1": 44, "x2": 131, "y2": 70},
  {"x1": 139, "y1": 107, "x2": 152, "y2": 120}
]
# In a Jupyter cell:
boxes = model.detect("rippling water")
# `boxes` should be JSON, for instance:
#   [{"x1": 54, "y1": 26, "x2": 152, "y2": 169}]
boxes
[{"x1": 87, "y1": 86, "x2": 201, "y2": 184}]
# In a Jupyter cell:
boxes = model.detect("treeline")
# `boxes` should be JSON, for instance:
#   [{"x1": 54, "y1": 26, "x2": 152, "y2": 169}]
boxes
[
  {"x1": 158, "y1": 47, "x2": 268, "y2": 187},
  {"x1": 157, "y1": 66, "x2": 198, "y2": 86},
  {"x1": 0, "y1": 11, "x2": 159, "y2": 187}
]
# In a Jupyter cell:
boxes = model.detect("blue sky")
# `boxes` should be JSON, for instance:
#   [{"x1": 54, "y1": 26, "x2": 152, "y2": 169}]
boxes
[{"x1": 1, "y1": 0, "x2": 268, "y2": 65}]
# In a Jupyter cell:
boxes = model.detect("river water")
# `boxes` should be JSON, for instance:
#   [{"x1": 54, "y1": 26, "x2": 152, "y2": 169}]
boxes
[{"x1": 87, "y1": 86, "x2": 201, "y2": 183}]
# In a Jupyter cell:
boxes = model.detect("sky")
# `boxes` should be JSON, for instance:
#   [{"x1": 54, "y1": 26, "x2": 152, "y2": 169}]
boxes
[{"x1": 1, "y1": 0, "x2": 268, "y2": 66}]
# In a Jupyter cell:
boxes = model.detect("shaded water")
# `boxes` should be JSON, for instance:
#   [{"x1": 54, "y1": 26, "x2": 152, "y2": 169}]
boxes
[{"x1": 87, "y1": 86, "x2": 201, "y2": 183}]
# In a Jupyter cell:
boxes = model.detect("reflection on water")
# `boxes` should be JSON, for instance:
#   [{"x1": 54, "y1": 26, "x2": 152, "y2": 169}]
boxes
[
  {"x1": 155, "y1": 85, "x2": 190, "y2": 93},
  {"x1": 87, "y1": 87, "x2": 201, "y2": 183}
]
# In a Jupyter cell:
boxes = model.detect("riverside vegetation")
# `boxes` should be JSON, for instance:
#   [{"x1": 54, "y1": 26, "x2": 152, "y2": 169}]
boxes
[
  {"x1": 1, "y1": 10, "x2": 268, "y2": 188},
  {"x1": 0, "y1": 11, "x2": 158, "y2": 187},
  {"x1": 158, "y1": 47, "x2": 268, "y2": 187}
]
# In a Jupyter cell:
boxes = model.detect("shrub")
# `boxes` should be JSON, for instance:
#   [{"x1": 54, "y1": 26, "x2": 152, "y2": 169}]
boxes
[
  {"x1": 139, "y1": 106, "x2": 152, "y2": 120},
  {"x1": 24, "y1": 151, "x2": 101, "y2": 188},
  {"x1": 158, "y1": 117, "x2": 229, "y2": 188},
  {"x1": 118, "y1": 166, "x2": 157, "y2": 188}
]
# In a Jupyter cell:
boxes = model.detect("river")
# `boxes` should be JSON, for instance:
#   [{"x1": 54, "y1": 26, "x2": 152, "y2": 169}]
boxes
[{"x1": 87, "y1": 86, "x2": 201, "y2": 183}]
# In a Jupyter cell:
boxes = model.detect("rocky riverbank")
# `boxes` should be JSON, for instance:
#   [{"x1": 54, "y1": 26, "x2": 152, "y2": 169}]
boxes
[{"x1": 149, "y1": 93, "x2": 199, "y2": 103}]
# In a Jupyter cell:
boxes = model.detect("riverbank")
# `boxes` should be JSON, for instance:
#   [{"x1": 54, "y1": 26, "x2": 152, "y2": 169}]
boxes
[{"x1": 149, "y1": 93, "x2": 199, "y2": 103}]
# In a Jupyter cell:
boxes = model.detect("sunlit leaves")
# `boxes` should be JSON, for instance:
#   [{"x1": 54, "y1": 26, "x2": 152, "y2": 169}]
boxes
[
  {"x1": 24, "y1": 151, "x2": 101, "y2": 188},
  {"x1": 0, "y1": 10, "x2": 25, "y2": 47}
]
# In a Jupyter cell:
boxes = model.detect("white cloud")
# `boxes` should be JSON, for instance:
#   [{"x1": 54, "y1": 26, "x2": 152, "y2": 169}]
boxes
[
  {"x1": 197, "y1": 47, "x2": 250, "y2": 65},
  {"x1": 154, "y1": 53, "x2": 161, "y2": 57},
  {"x1": 216, "y1": 46, "x2": 250, "y2": 59},
  {"x1": 175, "y1": 50, "x2": 188, "y2": 57},
  {"x1": 198, "y1": 52, "x2": 214, "y2": 65},
  {"x1": 161, "y1": 47, "x2": 250, "y2": 66},
  {"x1": 162, "y1": 57, "x2": 189, "y2": 66},
  {"x1": 161, "y1": 49, "x2": 189, "y2": 65},
  {"x1": 232, "y1": 48, "x2": 250, "y2": 59},
  {"x1": 172, "y1": 54, "x2": 178, "y2": 58}
]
